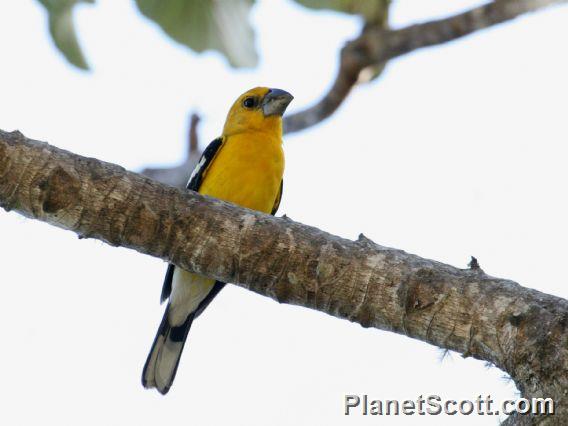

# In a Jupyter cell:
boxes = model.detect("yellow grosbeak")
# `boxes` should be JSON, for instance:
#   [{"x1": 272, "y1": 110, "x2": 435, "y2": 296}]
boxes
[{"x1": 142, "y1": 87, "x2": 293, "y2": 394}]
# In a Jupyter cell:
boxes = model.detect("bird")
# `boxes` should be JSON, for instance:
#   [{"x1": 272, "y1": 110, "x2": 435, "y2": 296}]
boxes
[{"x1": 142, "y1": 87, "x2": 293, "y2": 394}]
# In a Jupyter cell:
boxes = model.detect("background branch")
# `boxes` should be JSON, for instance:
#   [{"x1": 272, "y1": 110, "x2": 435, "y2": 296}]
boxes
[
  {"x1": 142, "y1": 0, "x2": 567, "y2": 191},
  {"x1": 283, "y1": 0, "x2": 567, "y2": 133},
  {"x1": 1, "y1": 129, "x2": 566, "y2": 424},
  {"x1": 141, "y1": 112, "x2": 203, "y2": 188}
]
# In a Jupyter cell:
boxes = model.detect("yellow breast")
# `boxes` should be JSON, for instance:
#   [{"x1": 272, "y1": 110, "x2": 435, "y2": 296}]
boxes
[{"x1": 198, "y1": 131, "x2": 284, "y2": 214}]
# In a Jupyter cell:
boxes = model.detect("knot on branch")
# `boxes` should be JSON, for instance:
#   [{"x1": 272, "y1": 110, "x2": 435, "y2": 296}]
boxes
[
  {"x1": 124, "y1": 202, "x2": 160, "y2": 247},
  {"x1": 357, "y1": 233, "x2": 377, "y2": 248},
  {"x1": 341, "y1": 29, "x2": 386, "y2": 83},
  {"x1": 38, "y1": 166, "x2": 81, "y2": 214},
  {"x1": 397, "y1": 269, "x2": 449, "y2": 339},
  {"x1": 401, "y1": 268, "x2": 441, "y2": 312},
  {"x1": 508, "y1": 312, "x2": 524, "y2": 327},
  {"x1": 468, "y1": 256, "x2": 485, "y2": 273}
]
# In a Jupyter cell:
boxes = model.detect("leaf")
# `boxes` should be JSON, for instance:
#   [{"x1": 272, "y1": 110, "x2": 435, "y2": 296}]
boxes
[
  {"x1": 293, "y1": 0, "x2": 390, "y2": 26},
  {"x1": 37, "y1": 0, "x2": 94, "y2": 70},
  {"x1": 135, "y1": 0, "x2": 258, "y2": 68}
]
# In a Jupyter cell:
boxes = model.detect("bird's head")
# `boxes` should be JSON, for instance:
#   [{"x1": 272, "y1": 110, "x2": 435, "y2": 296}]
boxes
[{"x1": 223, "y1": 87, "x2": 293, "y2": 136}]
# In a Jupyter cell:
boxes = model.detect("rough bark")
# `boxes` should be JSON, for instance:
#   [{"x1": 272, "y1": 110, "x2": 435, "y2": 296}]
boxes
[
  {"x1": 283, "y1": 0, "x2": 568, "y2": 133},
  {"x1": 0, "y1": 129, "x2": 566, "y2": 424}
]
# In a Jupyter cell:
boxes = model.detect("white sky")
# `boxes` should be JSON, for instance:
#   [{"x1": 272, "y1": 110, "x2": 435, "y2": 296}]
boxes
[{"x1": 0, "y1": 1, "x2": 567, "y2": 425}]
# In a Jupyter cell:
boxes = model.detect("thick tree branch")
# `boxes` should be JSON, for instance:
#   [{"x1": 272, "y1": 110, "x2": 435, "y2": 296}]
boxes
[
  {"x1": 0, "y1": 129, "x2": 566, "y2": 424},
  {"x1": 283, "y1": 0, "x2": 567, "y2": 133}
]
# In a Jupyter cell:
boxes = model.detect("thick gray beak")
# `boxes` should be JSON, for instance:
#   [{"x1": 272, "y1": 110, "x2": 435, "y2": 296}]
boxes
[{"x1": 262, "y1": 88, "x2": 293, "y2": 117}]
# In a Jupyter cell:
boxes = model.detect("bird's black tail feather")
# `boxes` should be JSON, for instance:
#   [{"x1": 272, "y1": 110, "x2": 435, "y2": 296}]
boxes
[{"x1": 141, "y1": 306, "x2": 195, "y2": 395}]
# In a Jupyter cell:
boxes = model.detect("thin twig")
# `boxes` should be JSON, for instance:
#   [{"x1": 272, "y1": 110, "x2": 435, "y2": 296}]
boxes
[{"x1": 141, "y1": 111, "x2": 203, "y2": 188}]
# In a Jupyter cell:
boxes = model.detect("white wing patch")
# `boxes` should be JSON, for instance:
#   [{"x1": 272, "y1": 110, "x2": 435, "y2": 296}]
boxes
[{"x1": 187, "y1": 155, "x2": 207, "y2": 187}]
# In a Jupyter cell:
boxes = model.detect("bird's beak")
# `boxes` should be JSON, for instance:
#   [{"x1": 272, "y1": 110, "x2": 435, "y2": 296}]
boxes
[{"x1": 262, "y1": 88, "x2": 293, "y2": 117}]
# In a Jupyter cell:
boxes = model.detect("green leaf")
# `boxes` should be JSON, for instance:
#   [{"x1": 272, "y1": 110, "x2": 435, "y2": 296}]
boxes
[
  {"x1": 37, "y1": 0, "x2": 93, "y2": 70},
  {"x1": 135, "y1": 0, "x2": 258, "y2": 68},
  {"x1": 293, "y1": 0, "x2": 390, "y2": 25}
]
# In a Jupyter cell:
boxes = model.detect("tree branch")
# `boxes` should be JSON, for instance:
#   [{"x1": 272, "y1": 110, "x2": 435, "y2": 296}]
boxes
[
  {"x1": 283, "y1": 0, "x2": 567, "y2": 133},
  {"x1": 141, "y1": 112, "x2": 203, "y2": 188},
  {"x1": 1, "y1": 129, "x2": 566, "y2": 423}
]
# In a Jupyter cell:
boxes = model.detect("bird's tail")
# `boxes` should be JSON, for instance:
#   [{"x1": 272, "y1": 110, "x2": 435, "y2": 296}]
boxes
[{"x1": 142, "y1": 305, "x2": 194, "y2": 394}]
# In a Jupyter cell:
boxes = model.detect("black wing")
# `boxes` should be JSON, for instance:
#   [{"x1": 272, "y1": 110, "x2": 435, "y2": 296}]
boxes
[
  {"x1": 271, "y1": 180, "x2": 283, "y2": 215},
  {"x1": 186, "y1": 137, "x2": 224, "y2": 191},
  {"x1": 160, "y1": 137, "x2": 224, "y2": 303}
]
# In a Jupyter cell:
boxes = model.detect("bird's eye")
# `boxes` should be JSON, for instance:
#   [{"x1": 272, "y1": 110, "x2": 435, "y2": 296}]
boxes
[{"x1": 243, "y1": 97, "x2": 256, "y2": 109}]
